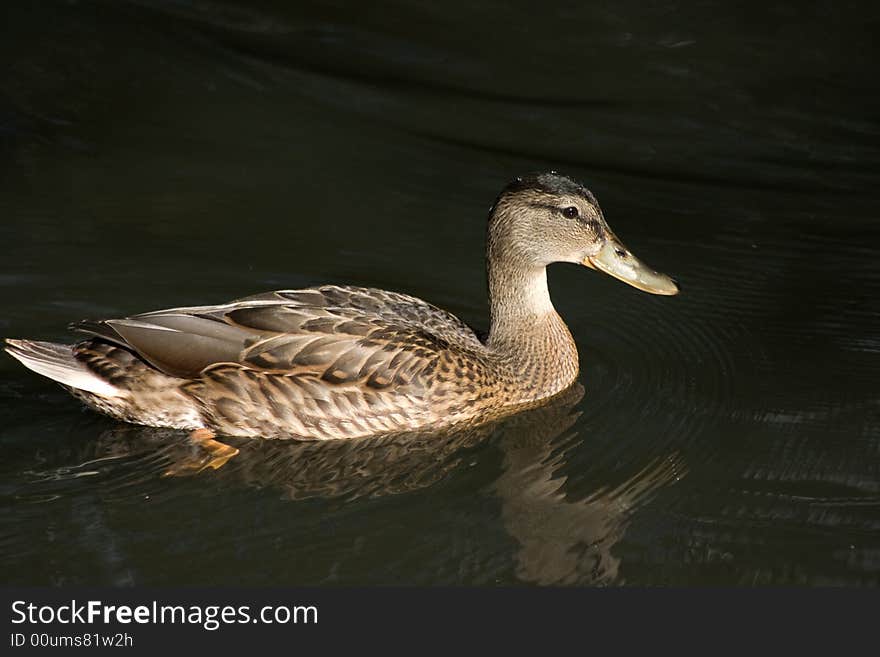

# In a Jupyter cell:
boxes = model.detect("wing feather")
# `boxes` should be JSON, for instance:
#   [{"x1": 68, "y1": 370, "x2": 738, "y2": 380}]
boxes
[{"x1": 69, "y1": 286, "x2": 482, "y2": 389}]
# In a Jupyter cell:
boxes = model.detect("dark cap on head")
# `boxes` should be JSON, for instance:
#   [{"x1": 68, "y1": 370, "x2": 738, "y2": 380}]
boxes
[{"x1": 501, "y1": 172, "x2": 598, "y2": 205}]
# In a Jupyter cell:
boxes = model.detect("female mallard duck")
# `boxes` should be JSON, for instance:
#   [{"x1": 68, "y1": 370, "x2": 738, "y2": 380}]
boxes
[{"x1": 5, "y1": 173, "x2": 677, "y2": 442}]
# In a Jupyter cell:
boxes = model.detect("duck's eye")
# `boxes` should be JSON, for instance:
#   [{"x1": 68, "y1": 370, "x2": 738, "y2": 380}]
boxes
[{"x1": 562, "y1": 206, "x2": 579, "y2": 219}]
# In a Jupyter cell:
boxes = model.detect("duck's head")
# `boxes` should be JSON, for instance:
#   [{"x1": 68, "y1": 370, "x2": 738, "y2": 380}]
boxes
[{"x1": 489, "y1": 172, "x2": 679, "y2": 296}]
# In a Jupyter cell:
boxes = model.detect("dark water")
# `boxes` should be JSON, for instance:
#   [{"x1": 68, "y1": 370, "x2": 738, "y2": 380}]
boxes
[{"x1": 1, "y1": 0, "x2": 878, "y2": 586}]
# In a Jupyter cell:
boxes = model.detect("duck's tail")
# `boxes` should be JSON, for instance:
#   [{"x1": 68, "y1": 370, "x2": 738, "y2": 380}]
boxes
[{"x1": 4, "y1": 338, "x2": 123, "y2": 397}]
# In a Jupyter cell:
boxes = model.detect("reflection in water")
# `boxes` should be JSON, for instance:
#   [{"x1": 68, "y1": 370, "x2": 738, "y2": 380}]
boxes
[
  {"x1": 14, "y1": 383, "x2": 684, "y2": 586},
  {"x1": 500, "y1": 452, "x2": 683, "y2": 585},
  {"x1": 492, "y1": 386, "x2": 685, "y2": 585}
]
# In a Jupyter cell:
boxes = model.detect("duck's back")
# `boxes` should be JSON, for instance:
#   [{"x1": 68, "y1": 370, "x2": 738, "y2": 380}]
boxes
[{"x1": 54, "y1": 285, "x2": 498, "y2": 439}]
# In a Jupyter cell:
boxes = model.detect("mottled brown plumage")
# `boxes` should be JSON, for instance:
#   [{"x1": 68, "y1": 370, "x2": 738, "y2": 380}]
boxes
[{"x1": 5, "y1": 173, "x2": 678, "y2": 440}]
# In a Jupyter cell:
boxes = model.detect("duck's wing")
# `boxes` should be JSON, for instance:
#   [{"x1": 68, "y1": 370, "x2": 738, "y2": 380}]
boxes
[{"x1": 71, "y1": 285, "x2": 484, "y2": 383}]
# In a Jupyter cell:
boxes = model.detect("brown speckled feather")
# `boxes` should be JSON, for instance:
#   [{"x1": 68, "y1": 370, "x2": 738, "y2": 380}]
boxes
[{"x1": 68, "y1": 285, "x2": 513, "y2": 439}]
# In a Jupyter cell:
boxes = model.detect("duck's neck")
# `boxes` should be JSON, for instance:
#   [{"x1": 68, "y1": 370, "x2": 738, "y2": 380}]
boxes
[{"x1": 486, "y1": 248, "x2": 579, "y2": 403}]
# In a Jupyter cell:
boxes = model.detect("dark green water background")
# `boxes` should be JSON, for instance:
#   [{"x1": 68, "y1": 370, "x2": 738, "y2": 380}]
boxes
[{"x1": 1, "y1": 1, "x2": 878, "y2": 585}]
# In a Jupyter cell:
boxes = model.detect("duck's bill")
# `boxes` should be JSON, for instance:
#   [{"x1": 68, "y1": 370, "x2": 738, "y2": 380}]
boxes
[{"x1": 583, "y1": 235, "x2": 679, "y2": 296}]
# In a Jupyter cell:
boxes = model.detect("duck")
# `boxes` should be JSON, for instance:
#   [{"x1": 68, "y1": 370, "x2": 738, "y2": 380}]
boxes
[{"x1": 5, "y1": 172, "x2": 678, "y2": 444}]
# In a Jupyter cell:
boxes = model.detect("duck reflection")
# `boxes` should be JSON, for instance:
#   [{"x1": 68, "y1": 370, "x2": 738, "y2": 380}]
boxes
[
  {"x1": 494, "y1": 397, "x2": 684, "y2": 585},
  {"x1": 54, "y1": 383, "x2": 684, "y2": 585}
]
